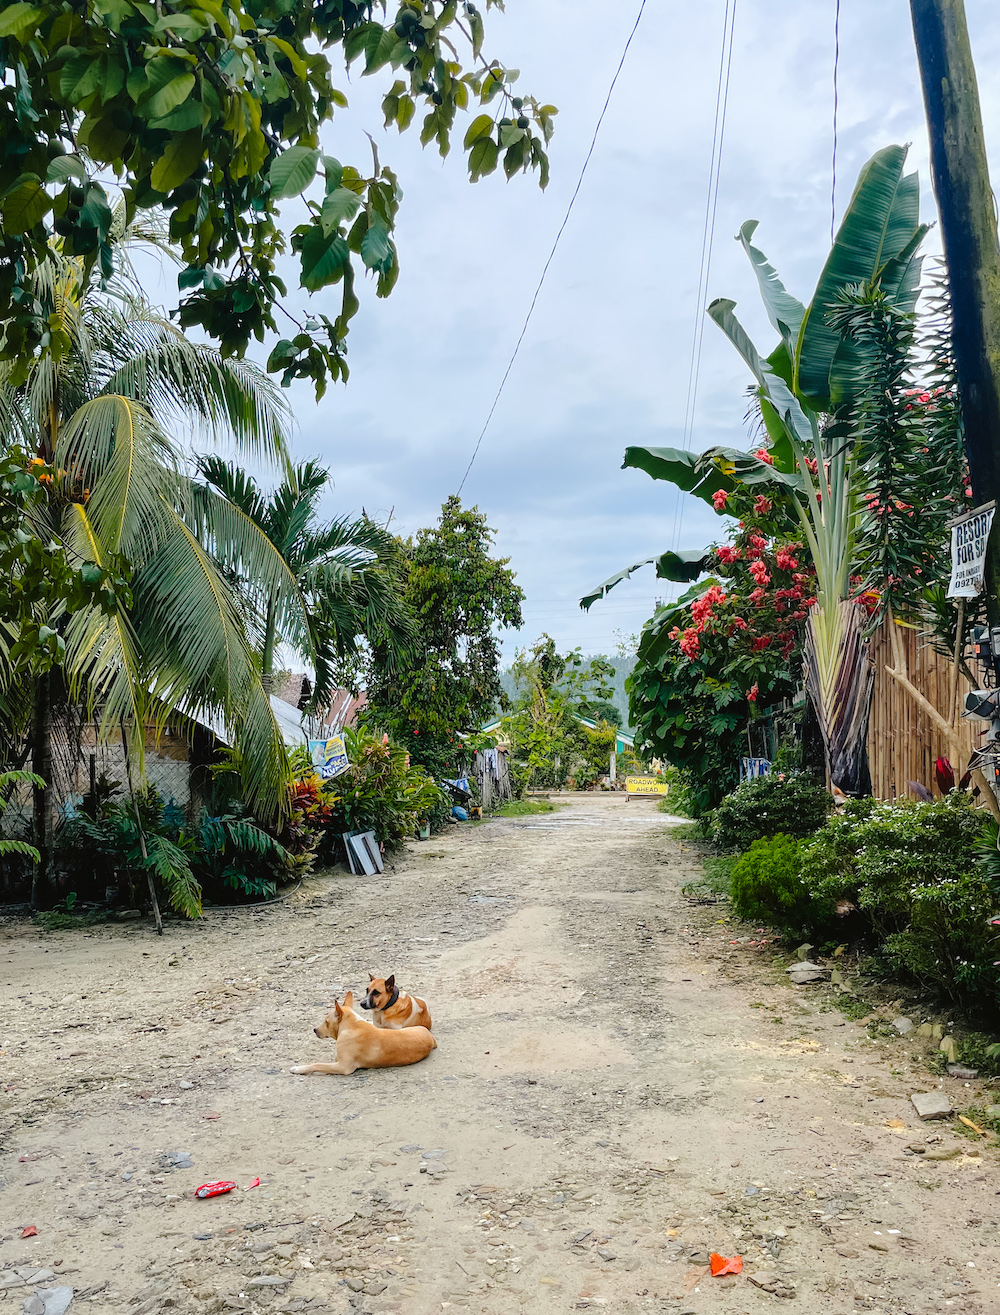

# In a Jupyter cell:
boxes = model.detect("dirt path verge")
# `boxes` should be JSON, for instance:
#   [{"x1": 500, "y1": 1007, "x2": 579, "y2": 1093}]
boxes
[{"x1": 1, "y1": 793, "x2": 997, "y2": 1314}]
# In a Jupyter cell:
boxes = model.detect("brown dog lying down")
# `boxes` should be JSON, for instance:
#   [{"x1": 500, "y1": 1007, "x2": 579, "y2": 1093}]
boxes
[
  {"x1": 359, "y1": 973, "x2": 432, "y2": 1030},
  {"x1": 290, "y1": 991, "x2": 436, "y2": 1076}
]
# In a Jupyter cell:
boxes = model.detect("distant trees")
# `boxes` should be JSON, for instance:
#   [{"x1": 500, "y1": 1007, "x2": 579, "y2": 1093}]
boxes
[{"x1": 363, "y1": 496, "x2": 524, "y2": 776}]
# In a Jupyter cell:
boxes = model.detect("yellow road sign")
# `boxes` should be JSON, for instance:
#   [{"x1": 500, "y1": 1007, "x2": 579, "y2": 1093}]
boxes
[{"x1": 625, "y1": 775, "x2": 666, "y2": 797}]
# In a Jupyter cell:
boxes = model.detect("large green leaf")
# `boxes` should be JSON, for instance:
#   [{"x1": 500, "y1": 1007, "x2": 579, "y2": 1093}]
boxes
[
  {"x1": 267, "y1": 145, "x2": 318, "y2": 198},
  {"x1": 299, "y1": 226, "x2": 348, "y2": 290},
  {"x1": 624, "y1": 444, "x2": 806, "y2": 503},
  {"x1": 1, "y1": 175, "x2": 50, "y2": 234},
  {"x1": 737, "y1": 219, "x2": 805, "y2": 352},
  {"x1": 269, "y1": 144, "x2": 320, "y2": 200},
  {"x1": 707, "y1": 299, "x2": 815, "y2": 449},
  {"x1": 796, "y1": 145, "x2": 919, "y2": 409},
  {"x1": 579, "y1": 548, "x2": 713, "y2": 610}
]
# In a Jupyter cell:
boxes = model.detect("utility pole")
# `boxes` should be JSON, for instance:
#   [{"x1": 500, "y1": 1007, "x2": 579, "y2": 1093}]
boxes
[
  {"x1": 910, "y1": 0, "x2": 1000, "y2": 525},
  {"x1": 910, "y1": 0, "x2": 1000, "y2": 804}
]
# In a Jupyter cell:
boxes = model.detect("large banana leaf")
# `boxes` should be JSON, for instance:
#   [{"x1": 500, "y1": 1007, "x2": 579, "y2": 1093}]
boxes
[
  {"x1": 707, "y1": 299, "x2": 815, "y2": 451},
  {"x1": 579, "y1": 549, "x2": 713, "y2": 610},
  {"x1": 624, "y1": 444, "x2": 806, "y2": 502},
  {"x1": 796, "y1": 145, "x2": 919, "y2": 409},
  {"x1": 737, "y1": 220, "x2": 805, "y2": 354}
]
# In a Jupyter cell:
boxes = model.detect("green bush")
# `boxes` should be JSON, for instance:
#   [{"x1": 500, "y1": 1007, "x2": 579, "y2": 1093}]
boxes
[
  {"x1": 799, "y1": 794, "x2": 1000, "y2": 1017},
  {"x1": 710, "y1": 773, "x2": 830, "y2": 850},
  {"x1": 730, "y1": 834, "x2": 815, "y2": 933},
  {"x1": 324, "y1": 728, "x2": 449, "y2": 845}
]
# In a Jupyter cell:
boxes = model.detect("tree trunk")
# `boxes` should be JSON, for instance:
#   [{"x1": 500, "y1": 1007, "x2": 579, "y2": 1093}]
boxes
[
  {"x1": 261, "y1": 592, "x2": 277, "y2": 695},
  {"x1": 910, "y1": 0, "x2": 1000, "y2": 614},
  {"x1": 30, "y1": 670, "x2": 54, "y2": 909}
]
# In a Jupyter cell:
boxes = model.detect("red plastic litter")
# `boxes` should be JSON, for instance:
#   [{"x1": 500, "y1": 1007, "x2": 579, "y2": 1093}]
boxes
[
  {"x1": 195, "y1": 1181, "x2": 237, "y2": 1200},
  {"x1": 244, "y1": 1177, "x2": 260, "y2": 1190},
  {"x1": 20, "y1": 1226, "x2": 38, "y2": 1238},
  {"x1": 710, "y1": 1253, "x2": 743, "y2": 1276}
]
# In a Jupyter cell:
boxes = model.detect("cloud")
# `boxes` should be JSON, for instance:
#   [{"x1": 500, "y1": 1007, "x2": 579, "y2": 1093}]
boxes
[{"x1": 147, "y1": 0, "x2": 1000, "y2": 659}]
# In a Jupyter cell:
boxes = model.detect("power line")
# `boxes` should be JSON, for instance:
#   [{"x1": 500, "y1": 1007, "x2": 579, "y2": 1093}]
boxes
[
  {"x1": 832, "y1": 0, "x2": 841, "y2": 244},
  {"x1": 454, "y1": 0, "x2": 648, "y2": 496},
  {"x1": 667, "y1": 0, "x2": 739, "y2": 558}
]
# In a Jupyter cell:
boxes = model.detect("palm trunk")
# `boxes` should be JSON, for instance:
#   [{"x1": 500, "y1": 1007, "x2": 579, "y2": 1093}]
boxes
[
  {"x1": 261, "y1": 591, "x2": 277, "y2": 695},
  {"x1": 30, "y1": 670, "x2": 55, "y2": 909},
  {"x1": 803, "y1": 600, "x2": 875, "y2": 796}
]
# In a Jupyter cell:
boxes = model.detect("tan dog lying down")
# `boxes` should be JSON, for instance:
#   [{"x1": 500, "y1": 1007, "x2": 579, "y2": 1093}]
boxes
[
  {"x1": 291, "y1": 992, "x2": 436, "y2": 1076},
  {"x1": 359, "y1": 973, "x2": 432, "y2": 1030}
]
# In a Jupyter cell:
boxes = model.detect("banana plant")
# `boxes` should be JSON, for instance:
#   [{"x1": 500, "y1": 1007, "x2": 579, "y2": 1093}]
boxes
[{"x1": 583, "y1": 145, "x2": 927, "y2": 794}]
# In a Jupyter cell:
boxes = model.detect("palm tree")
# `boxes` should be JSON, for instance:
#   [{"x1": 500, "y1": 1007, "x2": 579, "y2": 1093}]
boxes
[
  {"x1": 195, "y1": 457, "x2": 413, "y2": 706},
  {"x1": 1, "y1": 242, "x2": 303, "y2": 900}
]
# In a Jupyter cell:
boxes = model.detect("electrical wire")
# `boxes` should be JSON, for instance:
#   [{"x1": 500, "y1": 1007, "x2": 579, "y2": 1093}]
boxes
[
  {"x1": 666, "y1": 0, "x2": 739, "y2": 559},
  {"x1": 832, "y1": 0, "x2": 841, "y2": 244},
  {"x1": 455, "y1": 0, "x2": 648, "y2": 497}
]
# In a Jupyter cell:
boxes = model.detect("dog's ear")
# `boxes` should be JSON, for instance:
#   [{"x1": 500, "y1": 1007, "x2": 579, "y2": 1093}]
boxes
[
  {"x1": 385, "y1": 974, "x2": 395, "y2": 992},
  {"x1": 334, "y1": 998, "x2": 343, "y2": 1018},
  {"x1": 367, "y1": 972, "x2": 374, "y2": 981},
  {"x1": 343, "y1": 990, "x2": 354, "y2": 1009}
]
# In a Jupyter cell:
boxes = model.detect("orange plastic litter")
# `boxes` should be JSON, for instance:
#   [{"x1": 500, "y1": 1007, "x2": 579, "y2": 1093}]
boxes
[{"x1": 710, "y1": 1253, "x2": 743, "y2": 1276}]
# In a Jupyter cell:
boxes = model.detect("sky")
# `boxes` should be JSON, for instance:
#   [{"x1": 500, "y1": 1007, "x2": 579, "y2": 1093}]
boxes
[{"x1": 149, "y1": 0, "x2": 1000, "y2": 663}]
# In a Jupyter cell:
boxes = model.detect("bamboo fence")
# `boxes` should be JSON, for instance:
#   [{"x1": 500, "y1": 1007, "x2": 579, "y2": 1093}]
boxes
[{"x1": 867, "y1": 616, "x2": 984, "y2": 801}]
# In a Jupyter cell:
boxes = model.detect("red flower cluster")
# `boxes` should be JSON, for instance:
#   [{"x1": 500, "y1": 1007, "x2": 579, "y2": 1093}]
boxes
[
  {"x1": 712, "y1": 488, "x2": 729, "y2": 511},
  {"x1": 753, "y1": 448, "x2": 775, "y2": 466}
]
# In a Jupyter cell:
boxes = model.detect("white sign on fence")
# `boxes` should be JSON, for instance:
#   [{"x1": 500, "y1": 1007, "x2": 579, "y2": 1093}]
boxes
[{"x1": 948, "y1": 502, "x2": 996, "y2": 598}]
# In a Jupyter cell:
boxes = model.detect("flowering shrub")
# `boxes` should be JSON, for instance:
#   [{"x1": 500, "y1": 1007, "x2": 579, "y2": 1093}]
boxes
[
  {"x1": 794, "y1": 795, "x2": 1000, "y2": 1017},
  {"x1": 710, "y1": 773, "x2": 830, "y2": 850}
]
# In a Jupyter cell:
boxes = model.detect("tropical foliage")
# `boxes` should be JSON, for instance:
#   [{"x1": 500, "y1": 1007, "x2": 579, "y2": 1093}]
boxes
[
  {"x1": 0, "y1": 0, "x2": 554, "y2": 394},
  {"x1": 499, "y1": 635, "x2": 617, "y2": 791},
  {"x1": 196, "y1": 457, "x2": 413, "y2": 706},
  {"x1": 626, "y1": 513, "x2": 816, "y2": 812},
  {"x1": 709, "y1": 771, "x2": 830, "y2": 851},
  {"x1": 334, "y1": 727, "x2": 446, "y2": 841},
  {"x1": 364, "y1": 496, "x2": 524, "y2": 777},
  {"x1": 1, "y1": 243, "x2": 300, "y2": 835},
  {"x1": 585, "y1": 145, "x2": 970, "y2": 798},
  {"x1": 62, "y1": 784, "x2": 290, "y2": 915}
]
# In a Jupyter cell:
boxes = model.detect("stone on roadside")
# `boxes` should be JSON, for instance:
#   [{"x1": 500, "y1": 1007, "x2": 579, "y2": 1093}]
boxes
[
  {"x1": 891, "y1": 1017, "x2": 914, "y2": 1035},
  {"x1": 787, "y1": 961, "x2": 826, "y2": 985},
  {"x1": 246, "y1": 1277, "x2": 290, "y2": 1289},
  {"x1": 596, "y1": 1248, "x2": 617, "y2": 1262},
  {"x1": 946, "y1": 1064, "x2": 978, "y2": 1079},
  {"x1": 916, "y1": 1022, "x2": 935, "y2": 1038},
  {"x1": 910, "y1": 1091, "x2": 953, "y2": 1121},
  {"x1": 938, "y1": 1036, "x2": 959, "y2": 1063},
  {"x1": 747, "y1": 1271, "x2": 779, "y2": 1292},
  {"x1": 794, "y1": 944, "x2": 813, "y2": 962},
  {"x1": 984, "y1": 1105, "x2": 1000, "y2": 1120}
]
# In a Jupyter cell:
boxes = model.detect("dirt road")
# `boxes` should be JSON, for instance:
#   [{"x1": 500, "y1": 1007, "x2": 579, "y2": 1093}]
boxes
[{"x1": 1, "y1": 793, "x2": 998, "y2": 1314}]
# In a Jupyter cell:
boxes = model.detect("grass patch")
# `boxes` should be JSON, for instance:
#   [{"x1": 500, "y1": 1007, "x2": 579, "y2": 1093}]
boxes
[
  {"x1": 664, "y1": 822, "x2": 703, "y2": 842},
  {"x1": 493, "y1": 798, "x2": 560, "y2": 817},
  {"x1": 832, "y1": 993, "x2": 871, "y2": 1020},
  {"x1": 681, "y1": 853, "x2": 734, "y2": 901},
  {"x1": 33, "y1": 909, "x2": 108, "y2": 930}
]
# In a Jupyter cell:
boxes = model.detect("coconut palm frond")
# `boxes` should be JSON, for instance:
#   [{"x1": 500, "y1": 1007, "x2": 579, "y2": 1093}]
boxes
[
  {"x1": 100, "y1": 319, "x2": 293, "y2": 465},
  {"x1": 186, "y1": 481, "x2": 311, "y2": 654},
  {"x1": 129, "y1": 512, "x2": 291, "y2": 816},
  {"x1": 56, "y1": 395, "x2": 180, "y2": 562}
]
